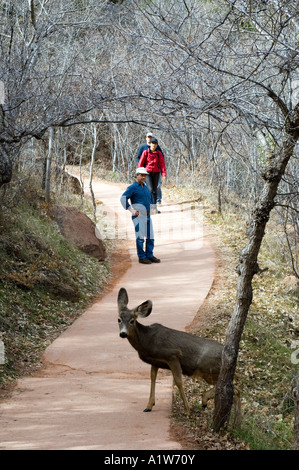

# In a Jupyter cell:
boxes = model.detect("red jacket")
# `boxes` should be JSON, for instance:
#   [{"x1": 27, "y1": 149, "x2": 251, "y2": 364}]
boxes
[{"x1": 138, "y1": 149, "x2": 167, "y2": 177}]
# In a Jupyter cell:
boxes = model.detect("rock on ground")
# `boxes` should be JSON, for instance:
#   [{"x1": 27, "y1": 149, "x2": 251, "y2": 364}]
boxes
[{"x1": 49, "y1": 204, "x2": 106, "y2": 261}]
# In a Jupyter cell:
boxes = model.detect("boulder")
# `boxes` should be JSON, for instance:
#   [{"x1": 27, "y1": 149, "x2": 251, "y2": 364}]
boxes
[{"x1": 49, "y1": 204, "x2": 106, "y2": 261}]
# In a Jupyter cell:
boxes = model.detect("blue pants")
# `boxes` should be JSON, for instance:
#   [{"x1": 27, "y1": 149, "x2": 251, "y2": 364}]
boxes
[{"x1": 132, "y1": 214, "x2": 154, "y2": 259}]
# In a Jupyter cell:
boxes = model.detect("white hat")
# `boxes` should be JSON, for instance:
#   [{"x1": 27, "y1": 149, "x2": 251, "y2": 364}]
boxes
[
  {"x1": 146, "y1": 132, "x2": 153, "y2": 137},
  {"x1": 136, "y1": 167, "x2": 149, "y2": 175}
]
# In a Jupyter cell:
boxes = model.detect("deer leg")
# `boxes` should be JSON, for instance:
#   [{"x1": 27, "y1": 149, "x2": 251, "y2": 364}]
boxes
[
  {"x1": 169, "y1": 359, "x2": 190, "y2": 415},
  {"x1": 202, "y1": 386, "x2": 215, "y2": 408},
  {"x1": 144, "y1": 365, "x2": 158, "y2": 412}
]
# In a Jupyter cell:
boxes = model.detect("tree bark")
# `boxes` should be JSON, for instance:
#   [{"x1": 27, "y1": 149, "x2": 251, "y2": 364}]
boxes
[
  {"x1": 89, "y1": 124, "x2": 97, "y2": 221},
  {"x1": 213, "y1": 104, "x2": 299, "y2": 431},
  {"x1": 0, "y1": 144, "x2": 13, "y2": 187},
  {"x1": 45, "y1": 127, "x2": 54, "y2": 203}
]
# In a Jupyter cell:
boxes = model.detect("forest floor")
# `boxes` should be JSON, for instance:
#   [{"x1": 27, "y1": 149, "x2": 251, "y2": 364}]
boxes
[{"x1": 0, "y1": 176, "x2": 246, "y2": 450}]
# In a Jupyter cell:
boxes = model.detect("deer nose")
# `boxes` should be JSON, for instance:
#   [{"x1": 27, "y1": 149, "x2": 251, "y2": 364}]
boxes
[{"x1": 119, "y1": 332, "x2": 128, "y2": 338}]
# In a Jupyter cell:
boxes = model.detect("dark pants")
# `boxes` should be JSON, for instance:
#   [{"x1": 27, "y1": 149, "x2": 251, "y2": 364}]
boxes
[
  {"x1": 146, "y1": 172, "x2": 160, "y2": 205},
  {"x1": 157, "y1": 173, "x2": 162, "y2": 203}
]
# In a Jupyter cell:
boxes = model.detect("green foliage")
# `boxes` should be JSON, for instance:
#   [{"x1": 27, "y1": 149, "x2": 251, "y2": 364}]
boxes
[{"x1": 0, "y1": 183, "x2": 109, "y2": 389}]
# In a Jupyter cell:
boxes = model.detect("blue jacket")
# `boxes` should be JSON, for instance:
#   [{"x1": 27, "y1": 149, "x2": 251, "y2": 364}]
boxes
[
  {"x1": 121, "y1": 181, "x2": 154, "y2": 214},
  {"x1": 137, "y1": 144, "x2": 164, "y2": 163}
]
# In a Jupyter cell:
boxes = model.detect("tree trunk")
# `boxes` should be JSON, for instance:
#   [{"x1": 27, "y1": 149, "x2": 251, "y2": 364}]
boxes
[
  {"x1": 89, "y1": 124, "x2": 97, "y2": 221},
  {"x1": 213, "y1": 105, "x2": 299, "y2": 431},
  {"x1": 45, "y1": 127, "x2": 54, "y2": 203},
  {"x1": 0, "y1": 143, "x2": 13, "y2": 188}
]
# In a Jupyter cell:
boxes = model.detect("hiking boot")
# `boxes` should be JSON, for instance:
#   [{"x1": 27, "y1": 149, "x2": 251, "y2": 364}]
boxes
[
  {"x1": 139, "y1": 258, "x2": 152, "y2": 264},
  {"x1": 149, "y1": 256, "x2": 160, "y2": 263}
]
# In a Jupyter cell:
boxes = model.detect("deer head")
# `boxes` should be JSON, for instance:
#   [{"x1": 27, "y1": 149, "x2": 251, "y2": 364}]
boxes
[{"x1": 117, "y1": 288, "x2": 152, "y2": 338}]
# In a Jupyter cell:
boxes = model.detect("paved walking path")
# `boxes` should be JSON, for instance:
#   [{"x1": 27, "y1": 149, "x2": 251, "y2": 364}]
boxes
[{"x1": 0, "y1": 179, "x2": 215, "y2": 450}]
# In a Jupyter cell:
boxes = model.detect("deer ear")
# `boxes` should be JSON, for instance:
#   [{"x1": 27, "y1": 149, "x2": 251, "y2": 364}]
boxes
[
  {"x1": 118, "y1": 288, "x2": 129, "y2": 312},
  {"x1": 135, "y1": 300, "x2": 152, "y2": 318}
]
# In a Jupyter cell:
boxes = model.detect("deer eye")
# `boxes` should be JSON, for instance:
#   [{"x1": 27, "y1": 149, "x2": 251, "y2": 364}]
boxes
[
  {"x1": 129, "y1": 318, "x2": 134, "y2": 325},
  {"x1": 118, "y1": 318, "x2": 121, "y2": 324}
]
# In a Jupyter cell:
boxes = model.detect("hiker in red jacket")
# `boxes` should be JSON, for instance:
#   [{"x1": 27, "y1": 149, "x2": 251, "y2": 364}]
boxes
[{"x1": 138, "y1": 138, "x2": 166, "y2": 207}]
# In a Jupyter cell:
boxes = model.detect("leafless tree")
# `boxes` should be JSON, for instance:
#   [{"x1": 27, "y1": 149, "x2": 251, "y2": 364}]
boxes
[
  {"x1": 0, "y1": 0, "x2": 146, "y2": 191},
  {"x1": 1, "y1": 0, "x2": 298, "y2": 443},
  {"x1": 122, "y1": 0, "x2": 299, "y2": 437},
  {"x1": 274, "y1": 161, "x2": 299, "y2": 278}
]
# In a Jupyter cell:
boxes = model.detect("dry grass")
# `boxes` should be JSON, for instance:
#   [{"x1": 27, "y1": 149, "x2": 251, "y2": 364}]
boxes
[{"x1": 164, "y1": 183, "x2": 298, "y2": 450}]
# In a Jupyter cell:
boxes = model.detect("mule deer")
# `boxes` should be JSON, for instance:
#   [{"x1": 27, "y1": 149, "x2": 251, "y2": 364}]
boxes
[{"x1": 117, "y1": 288, "x2": 240, "y2": 419}]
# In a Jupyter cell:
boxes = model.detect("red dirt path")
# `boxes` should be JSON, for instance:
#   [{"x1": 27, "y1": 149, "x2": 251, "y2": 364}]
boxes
[{"x1": 0, "y1": 180, "x2": 215, "y2": 450}]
